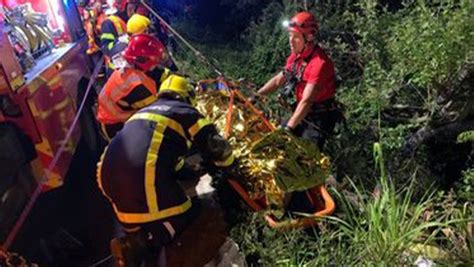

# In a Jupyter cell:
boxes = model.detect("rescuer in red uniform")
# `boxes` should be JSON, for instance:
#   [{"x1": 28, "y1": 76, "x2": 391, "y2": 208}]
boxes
[{"x1": 254, "y1": 11, "x2": 342, "y2": 149}]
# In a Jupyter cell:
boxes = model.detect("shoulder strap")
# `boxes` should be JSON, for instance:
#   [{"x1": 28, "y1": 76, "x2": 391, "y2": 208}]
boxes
[
  {"x1": 295, "y1": 47, "x2": 317, "y2": 80},
  {"x1": 286, "y1": 47, "x2": 318, "y2": 81}
]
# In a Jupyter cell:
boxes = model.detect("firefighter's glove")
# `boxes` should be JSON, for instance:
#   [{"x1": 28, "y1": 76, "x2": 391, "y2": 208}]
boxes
[
  {"x1": 220, "y1": 159, "x2": 251, "y2": 192},
  {"x1": 220, "y1": 159, "x2": 241, "y2": 179},
  {"x1": 277, "y1": 123, "x2": 297, "y2": 135}
]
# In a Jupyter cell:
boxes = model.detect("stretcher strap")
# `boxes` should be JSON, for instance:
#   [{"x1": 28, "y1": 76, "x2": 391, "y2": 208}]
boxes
[{"x1": 224, "y1": 89, "x2": 235, "y2": 138}]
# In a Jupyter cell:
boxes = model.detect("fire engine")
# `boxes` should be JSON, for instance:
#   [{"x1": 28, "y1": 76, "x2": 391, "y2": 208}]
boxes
[{"x1": 0, "y1": 0, "x2": 99, "y2": 241}]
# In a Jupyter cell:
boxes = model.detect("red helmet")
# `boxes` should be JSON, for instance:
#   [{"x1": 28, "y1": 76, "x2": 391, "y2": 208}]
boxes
[
  {"x1": 123, "y1": 34, "x2": 167, "y2": 71},
  {"x1": 288, "y1": 12, "x2": 319, "y2": 35}
]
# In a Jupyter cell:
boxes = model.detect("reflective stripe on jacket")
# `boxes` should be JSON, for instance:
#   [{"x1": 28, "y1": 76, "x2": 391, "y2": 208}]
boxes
[
  {"x1": 97, "y1": 68, "x2": 157, "y2": 124},
  {"x1": 99, "y1": 15, "x2": 127, "y2": 68},
  {"x1": 96, "y1": 98, "x2": 218, "y2": 224},
  {"x1": 99, "y1": 15, "x2": 127, "y2": 40}
]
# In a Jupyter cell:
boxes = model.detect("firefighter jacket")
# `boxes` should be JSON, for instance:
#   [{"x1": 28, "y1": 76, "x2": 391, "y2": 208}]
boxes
[
  {"x1": 96, "y1": 97, "x2": 235, "y2": 224},
  {"x1": 99, "y1": 15, "x2": 127, "y2": 68},
  {"x1": 83, "y1": 9, "x2": 105, "y2": 54},
  {"x1": 97, "y1": 67, "x2": 170, "y2": 125}
]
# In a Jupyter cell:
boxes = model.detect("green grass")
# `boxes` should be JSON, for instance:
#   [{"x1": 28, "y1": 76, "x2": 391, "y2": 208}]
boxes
[
  {"x1": 168, "y1": 0, "x2": 474, "y2": 264},
  {"x1": 228, "y1": 143, "x2": 473, "y2": 266}
]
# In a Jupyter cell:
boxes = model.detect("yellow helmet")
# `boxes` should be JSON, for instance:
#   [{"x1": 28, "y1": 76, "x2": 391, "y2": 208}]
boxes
[
  {"x1": 127, "y1": 14, "x2": 151, "y2": 35},
  {"x1": 159, "y1": 75, "x2": 197, "y2": 106}
]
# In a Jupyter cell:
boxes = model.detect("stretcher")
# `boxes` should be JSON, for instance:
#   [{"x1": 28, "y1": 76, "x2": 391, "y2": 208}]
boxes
[{"x1": 197, "y1": 78, "x2": 335, "y2": 231}]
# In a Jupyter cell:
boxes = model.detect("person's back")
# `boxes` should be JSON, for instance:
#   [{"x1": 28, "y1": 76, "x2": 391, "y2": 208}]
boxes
[
  {"x1": 99, "y1": 10, "x2": 128, "y2": 75},
  {"x1": 99, "y1": 97, "x2": 205, "y2": 218},
  {"x1": 98, "y1": 75, "x2": 241, "y2": 266},
  {"x1": 96, "y1": 34, "x2": 170, "y2": 141},
  {"x1": 96, "y1": 66, "x2": 157, "y2": 140},
  {"x1": 99, "y1": 14, "x2": 127, "y2": 54}
]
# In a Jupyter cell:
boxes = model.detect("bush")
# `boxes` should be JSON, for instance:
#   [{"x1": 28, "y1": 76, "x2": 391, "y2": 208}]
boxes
[
  {"x1": 171, "y1": 1, "x2": 473, "y2": 263},
  {"x1": 231, "y1": 142, "x2": 472, "y2": 265}
]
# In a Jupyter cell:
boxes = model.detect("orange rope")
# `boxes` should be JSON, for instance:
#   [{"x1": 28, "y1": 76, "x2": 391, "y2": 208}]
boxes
[{"x1": 224, "y1": 89, "x2": 235, "y2": 138}]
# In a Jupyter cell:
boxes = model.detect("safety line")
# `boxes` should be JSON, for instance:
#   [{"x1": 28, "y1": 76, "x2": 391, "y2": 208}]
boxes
[
  {"x1": 141, "y1": 1, "x2": 322, "y2": 133},
  {"x1": 140, "y1": 0, "x2": 225, "y2": 77},
  {"x1": 1, "y1": 55, "x2": 104, "y2": 251},
  {"x1": 88, "y1": 254, "x2": 113, "y2": 267}
]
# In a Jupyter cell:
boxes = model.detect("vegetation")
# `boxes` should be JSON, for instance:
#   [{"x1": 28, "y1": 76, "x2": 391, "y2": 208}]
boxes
[{"x1": 169, "y1": 0, "x2": 473, "y2": 265}]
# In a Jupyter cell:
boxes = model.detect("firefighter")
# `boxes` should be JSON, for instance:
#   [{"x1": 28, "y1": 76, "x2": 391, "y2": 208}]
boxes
[
  {"x1": 125, "y1": 0, "x2": 149, "y2": 18},
  {"x1": 126, "y1": 13, "x2": 151, "y2": 35},
  {"x1": 126, "y1": 13, "x2": 178, "y2": 71},
  {"x1": 78, "y1": 0, "x2": 105, "y2": 55},
  {"x1": 253, "y1": 11, "x2": 342, "y2": 149},
  {"x1": 99, "y1": 6, "x2": 128, "y2": 76},
  {"x1": 96, "y1": 34, "x2": 171, "y2": 141},
  {"x1": 97, "y1": 75, "x2": 241, "y2": 266}
]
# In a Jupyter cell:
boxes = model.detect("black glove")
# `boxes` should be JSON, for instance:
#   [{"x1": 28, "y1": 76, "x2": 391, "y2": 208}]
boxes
[
  {"x1": 277, "y1": 122, "x2": 297, "y2": 135},
  {"x1": 220, "y1": 159, "x2": 242, "y2": 179},
  {"x1": 220, "y1": 159, "x2": 252, "y2": 192},
  {"x1": 204, "y1": 153, "x2": 251, "y2": 192}
]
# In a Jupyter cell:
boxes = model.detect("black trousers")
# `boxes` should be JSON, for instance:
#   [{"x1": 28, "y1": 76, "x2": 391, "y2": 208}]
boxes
[{"x1": 292, "y1": 109, "x2": 341, "y2": 150}]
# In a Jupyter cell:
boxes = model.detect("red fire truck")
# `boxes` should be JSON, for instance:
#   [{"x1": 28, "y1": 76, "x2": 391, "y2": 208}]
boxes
[{"x1": 0, "y1": 0, "x2": 99, "y2": 241}]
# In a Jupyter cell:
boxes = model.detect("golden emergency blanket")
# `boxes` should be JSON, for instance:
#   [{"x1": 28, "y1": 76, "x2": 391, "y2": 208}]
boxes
[{"x1": 195, "y1": 87, "x2": 330, "y2": 209}]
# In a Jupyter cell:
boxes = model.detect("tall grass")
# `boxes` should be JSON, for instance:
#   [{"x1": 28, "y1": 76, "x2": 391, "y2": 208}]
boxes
[
  {"x1": 328, "y1": 143, "x2": 441, "y2": 265},
  {"x1": 230, "y1": 142, "x2": 472, "y2": 265},
  {"x1": 167, "y1": 0, "x2": 474, "y2": 264}
]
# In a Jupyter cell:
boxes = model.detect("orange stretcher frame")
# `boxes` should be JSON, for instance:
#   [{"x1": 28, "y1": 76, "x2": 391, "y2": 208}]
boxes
[{"x1": 216, "y1": 82, "x2": 335, "y2": 231}]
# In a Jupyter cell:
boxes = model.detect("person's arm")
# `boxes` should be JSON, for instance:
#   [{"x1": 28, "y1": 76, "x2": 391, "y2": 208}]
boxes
[
  {"x1": 193, "y1": 123, "x2": 234, "y2": 167},
  {"x1": 191, "y1": 117, "x2": 249, "y2": 189},
  {"x1": 257, "y1": 71, "x2": 286, "y2": 96},
  {"x1": 117, "y1": 84, "x2": 156, "y2": 110},
  {"x1": 286, "y1": 83, "x2": 318, "y2": 129},
  {"x1": 146, "y1": 68, "x2": 171, "y2": 86}
]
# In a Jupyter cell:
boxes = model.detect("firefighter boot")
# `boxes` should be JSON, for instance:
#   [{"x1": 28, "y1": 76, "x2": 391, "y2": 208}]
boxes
[{"x1": 110, "y1": 230, "x2": 152, "y2": 267}]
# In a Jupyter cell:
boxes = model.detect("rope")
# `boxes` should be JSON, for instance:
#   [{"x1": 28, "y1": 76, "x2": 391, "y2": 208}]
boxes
[
  {"x1": 219, "y1": 78, "x2": 327, "y2": 134},
  {"x1": 88, "y1": 254, "x2": 113, "y2": 267},
  {"x1": 140, "y1": 0, "x2": 224, "y2": 77},
  {"x1": 1, "y1": 55, "x2": 104, "y2": 251},
  {"x1": 140, "y1": 2, "x2": 332, "y2": 135}
]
